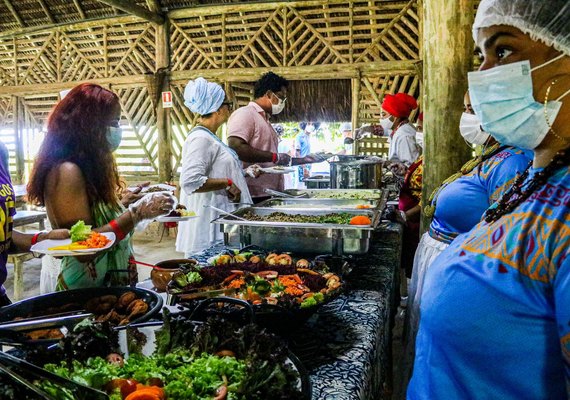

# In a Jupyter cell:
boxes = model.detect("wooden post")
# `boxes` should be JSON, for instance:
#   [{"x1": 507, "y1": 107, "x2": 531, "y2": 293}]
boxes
[
  {"x1": 421, "y1": 0, "x2": 474, "y2": 231},
  {"x1": 149, "y1": 0, "x2": 172, "y2": 182},
  {"x1": 351, "y1": 73, "x2": 361, "y2": 150},
  {"x1": 12, "y1": 96, "x2": 25, "y2": 184}
]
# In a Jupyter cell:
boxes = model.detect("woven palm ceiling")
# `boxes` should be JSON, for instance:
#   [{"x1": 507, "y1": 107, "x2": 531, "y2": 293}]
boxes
[{"x1": 0, "y1": 0, "x2": 254, "y2": 34}]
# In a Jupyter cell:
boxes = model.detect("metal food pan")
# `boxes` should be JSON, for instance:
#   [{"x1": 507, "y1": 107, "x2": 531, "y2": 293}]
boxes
[
  {"x1": 283, "y1": 188, "x2": 385, "y2": 200},
  {"x1": 255, "y1": 198, "x2": 382, "y2": 211},
  {"x1": 212, "y1": 208, "x2": 378, "y2": 255}
]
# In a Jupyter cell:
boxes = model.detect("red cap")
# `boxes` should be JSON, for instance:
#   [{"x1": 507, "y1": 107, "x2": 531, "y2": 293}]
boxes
[{"x1": 382, "y1": 93, "x2": 418, "y2": 118}]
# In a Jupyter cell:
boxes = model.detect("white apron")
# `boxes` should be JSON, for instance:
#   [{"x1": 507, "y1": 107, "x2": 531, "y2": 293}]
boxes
[{"x1": 176, "y1": 127, "x2": 252, "y2": 255}]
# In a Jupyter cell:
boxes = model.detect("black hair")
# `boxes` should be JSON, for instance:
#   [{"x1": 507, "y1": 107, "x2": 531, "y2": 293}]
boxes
[
  {"x1": 299, "y1": 122, "x2": 307, "y2": 131},
  {"x1": 253, "y1": 72, "x2": 288, "y2": 99}
]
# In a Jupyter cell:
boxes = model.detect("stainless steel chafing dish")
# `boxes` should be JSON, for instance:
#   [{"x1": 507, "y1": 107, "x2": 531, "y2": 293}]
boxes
[
  {"x1": 282, "y1": 188, "x2": 386, "y2": 200},
  {"x1": 254, "y1": 197, "x2": 384, "y2": 211},
  {"x1": 212, "y1": 207, "x2": 379, "y2": 255}
]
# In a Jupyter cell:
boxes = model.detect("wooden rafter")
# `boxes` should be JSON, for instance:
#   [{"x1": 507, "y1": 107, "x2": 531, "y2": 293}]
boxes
[
  {"x1": 72, "y1": 0, "x2": 86, "y2": 19},
  {"x1": 96, "y1": 0, "x2": 165, "y2": 24},
  {"x1": 37, "y1": 0, "x2": 55, "y2": 24},
  {"x1": 3, "y1": 0, "x2": 24, "y2": 27},
  {"x1": 0, "y1": 15, "x2": 139, "y2": 40}
]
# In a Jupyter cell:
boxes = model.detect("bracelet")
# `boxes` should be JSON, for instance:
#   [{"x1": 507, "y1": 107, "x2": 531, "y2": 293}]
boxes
[
  {"x1": 110, "y1": 219, "x2": 127, "y2": 241},
  {"x1": 226, "y1": 178, "x2": 233, "y2": 189},
  {"x1": 31, "y1": 232, "x2": 42, "y2": 245},
  {"x1": 272, "y1": 152, "x2": 278, "y2": 163}
]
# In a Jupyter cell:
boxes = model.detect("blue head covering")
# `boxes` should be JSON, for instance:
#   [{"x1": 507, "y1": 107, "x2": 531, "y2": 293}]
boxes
[{"x1": 183, "y1": 77, "x2": 225, "y2": 115}]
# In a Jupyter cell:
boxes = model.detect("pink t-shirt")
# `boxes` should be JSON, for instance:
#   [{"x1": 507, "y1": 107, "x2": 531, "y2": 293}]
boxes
[{"x1": 227, "y1": 101, "x2": 283, "y2": 198}]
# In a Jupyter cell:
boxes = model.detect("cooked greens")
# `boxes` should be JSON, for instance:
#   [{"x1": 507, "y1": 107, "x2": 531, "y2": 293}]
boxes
[{"x1": 242, "y1": 211, "x2": 354, "y2": 224}]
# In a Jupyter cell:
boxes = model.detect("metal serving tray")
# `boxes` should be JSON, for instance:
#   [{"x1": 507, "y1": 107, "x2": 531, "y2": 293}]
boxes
[
  {"x1": 282, "y1": 188, "x2": 386, "y2": 200},
  {"x1": 255, "y1": 197, "x2": 383, "y2": 211},
  {"x1": 212, "y1": 207, "x2": 379, "y2": 255}
]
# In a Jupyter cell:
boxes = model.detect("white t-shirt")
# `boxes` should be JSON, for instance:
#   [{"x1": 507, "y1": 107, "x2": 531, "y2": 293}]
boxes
[{"x1": 388, "y1": 123, "x2": 419, "y2": 165}]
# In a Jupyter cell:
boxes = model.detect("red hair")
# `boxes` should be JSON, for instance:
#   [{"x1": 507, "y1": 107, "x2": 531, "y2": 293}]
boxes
[{"x1": 28, "y1": 83, "x2": 122, "y2": 207}]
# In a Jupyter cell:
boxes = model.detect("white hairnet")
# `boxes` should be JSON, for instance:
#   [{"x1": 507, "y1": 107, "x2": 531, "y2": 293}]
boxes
[
  {"x1": 183, "y1": 77, "x2": 225, "y2": 115},
  {"x1": 473, "y1": 0, "x2": 570, "y2": 56}
]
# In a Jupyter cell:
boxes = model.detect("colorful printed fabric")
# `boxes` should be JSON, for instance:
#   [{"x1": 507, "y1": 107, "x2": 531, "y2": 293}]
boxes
[
  {"x1": 0, "y1": 159, "x2": 15, "y2": 296},
  {"x1": 429, "y1": 147, "x2": 531, "y2": 239},
  {"x1": 403, "y1": 155, "x2": 423, "y2": 205},
  {"x1": 56, "y1": 202, "x2": 133, "y2": 290},
  {"x1": 408, "y1": 166, "x2": 570, "y2": 399}
]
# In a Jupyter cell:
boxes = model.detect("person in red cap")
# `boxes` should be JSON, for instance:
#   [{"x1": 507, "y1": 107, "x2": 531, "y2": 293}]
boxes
[{"x1": 381, "y1": 92, "x2": 419, "y2": 165}]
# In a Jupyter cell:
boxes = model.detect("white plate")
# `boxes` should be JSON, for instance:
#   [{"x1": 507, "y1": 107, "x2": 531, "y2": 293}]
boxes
[
  {"x1": 30, "y1": 232, "x2": 116, "y2": 256},
  {"x1": 156, "y1": 215, "x2": 199, "y2": 222},
  {"x1": 260, "y1": 167, "x2": 296, "y2": 174}
]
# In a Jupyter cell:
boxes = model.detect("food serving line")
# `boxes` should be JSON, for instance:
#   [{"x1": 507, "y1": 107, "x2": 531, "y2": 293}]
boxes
[
  {"x1": 0, "y1": 163, "x2": 402, "y2": 399},
  {"x1": 183, "y1": 187, "x2": 402, "y2": 399}
]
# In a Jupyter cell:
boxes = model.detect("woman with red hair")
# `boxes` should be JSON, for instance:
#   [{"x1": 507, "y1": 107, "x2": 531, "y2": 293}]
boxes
[
  {"x1": 382, "y1": 92, "x2": 420, "y2": 165},
  {"x1": 28, "y1": 83, "x2": 174, "y2": 290}
]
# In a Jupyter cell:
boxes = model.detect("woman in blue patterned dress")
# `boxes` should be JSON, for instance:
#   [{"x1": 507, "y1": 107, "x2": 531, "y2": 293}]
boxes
[{"x1": 409, "y1": 0, "x2": 570, "y2": 398}]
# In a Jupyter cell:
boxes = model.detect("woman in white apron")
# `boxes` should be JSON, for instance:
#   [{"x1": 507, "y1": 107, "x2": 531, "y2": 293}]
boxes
[{"x1": 176, "y1": 78, "x2": 260, "y2": 256}]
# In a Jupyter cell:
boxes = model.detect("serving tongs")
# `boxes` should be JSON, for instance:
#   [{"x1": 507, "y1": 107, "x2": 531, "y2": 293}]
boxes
[
  {"x1": 0, "y1": 311, "x2": 93, "y2": 332},
  {"x1": 204, "y1": 205, "x2": 249, "y2": 221},
  {"x1": 168, "y1": 287, "x2": 238, "y2": 305},
  {"x1": 0, "y1": 351, "x2": 108, "y2": 400},
  {"x1": 265, "y1": 189, "x2": 308, "y2": 198}
]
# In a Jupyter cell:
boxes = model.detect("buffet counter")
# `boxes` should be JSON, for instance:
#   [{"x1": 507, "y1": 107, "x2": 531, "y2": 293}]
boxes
[{"x1": 191, "y1": 221, "x2": 403, "y2": 400}]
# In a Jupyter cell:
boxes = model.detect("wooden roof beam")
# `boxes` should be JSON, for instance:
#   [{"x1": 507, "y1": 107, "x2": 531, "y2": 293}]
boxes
[
  {"x1": 37, "y1": 0, "x2": 55, "y2": 24},
  {"x1": 72, "y1": 0, "x2": 86, "y2": 19},
  {"x1": 3, "y1": 0, "x2": 24, "y2": 27},
  {"x1": 96, "y1": 0, "x2": 165, "y2": 24}
]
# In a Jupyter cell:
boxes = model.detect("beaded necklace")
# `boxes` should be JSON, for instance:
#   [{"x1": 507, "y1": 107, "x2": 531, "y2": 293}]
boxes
[
  {"x1": 423, "y1": 142, "x2": 505, "y2": 218},
  {"x1": 484, "y1": 149, "x2": 570, "y2": 223}
]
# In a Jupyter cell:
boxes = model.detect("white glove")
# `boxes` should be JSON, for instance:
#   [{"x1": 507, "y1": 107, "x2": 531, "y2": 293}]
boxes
[{"x1": 128, "y1": 192, "x2": 176, "y2": 224}]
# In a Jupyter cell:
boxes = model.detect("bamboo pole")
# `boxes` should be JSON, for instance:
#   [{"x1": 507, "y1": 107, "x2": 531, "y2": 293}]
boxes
[
  {"x1": 421, "y1": 0, "x2": 474, "y2": 231},
  {"x1": 149, "y1": 0, "x2": 172, "y2": 182},
  {"x1": 96, "y1": 0, "x2": 164, "y2": 24},
  {"x1": 351, "y1": 72, "x2": 361, "y2": 138},
  {"x1": 0, "y1": 61, "x2": 420, "y2": 96},
  {"x1": 12, "y1": 96, "x2": 24, "y2": 184}
]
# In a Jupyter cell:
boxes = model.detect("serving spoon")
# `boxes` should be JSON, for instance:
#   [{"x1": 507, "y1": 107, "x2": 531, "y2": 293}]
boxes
[{"x1": 203, "y1": 205, "x2": 249, "y2": 221}]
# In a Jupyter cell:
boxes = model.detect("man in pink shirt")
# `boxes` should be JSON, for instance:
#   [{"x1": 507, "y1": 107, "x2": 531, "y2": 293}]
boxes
[{"x1": 229, "y1": 72, "x2": 317, "y2": 202}]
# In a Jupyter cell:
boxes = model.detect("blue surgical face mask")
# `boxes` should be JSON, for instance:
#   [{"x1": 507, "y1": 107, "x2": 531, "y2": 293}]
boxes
[
  {"x1": 107, "y1": 126, "x2": 122, "y2": 152},
  {"x1": 468, "y1": 55, "x2": 569, "y2": 150}
]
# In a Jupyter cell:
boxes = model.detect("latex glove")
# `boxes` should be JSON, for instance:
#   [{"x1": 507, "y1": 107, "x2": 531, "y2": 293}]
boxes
[
  {"x1": 244, "y1": 165, "x2": 263, "y2": 178},
  {"x1": 128, "y1": 192, "x2": 176, "y2": 224},
  {"x1": 120, "y1": 182, "x2": 150, "y2": 207},
  {"x1": 226, "y1": 183, "x2": 241, "y2": 203},
  {"x1": 276, "y1": 153, "x2": 291, "y2": 166}
]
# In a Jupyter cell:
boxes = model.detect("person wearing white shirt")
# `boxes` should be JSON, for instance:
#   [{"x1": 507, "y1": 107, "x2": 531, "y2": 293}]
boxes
[
  {"x1": 381, "y1": 93, "x2": 419, "y2": 166},
  {"x1": 176, "y1": 78, "x2": 261, "y2": 256}
]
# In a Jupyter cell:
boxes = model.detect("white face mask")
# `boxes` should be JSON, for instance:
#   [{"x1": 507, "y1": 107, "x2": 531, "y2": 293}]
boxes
[
  {"x1": 380, "y1": 117, "x2": 393, "y2": 136},
  {"x1": 271, "y1": 93, "x2": 286, "y2": 115},
  {"x1": 459, "y1": 112, "x2": 490, "y2": 145},
  {"x1": 468, "y1": 55, "x2": 569, "y2": 150},
  {"x1": 415, "y1": 131, "x2": 424, "y2": 148}
]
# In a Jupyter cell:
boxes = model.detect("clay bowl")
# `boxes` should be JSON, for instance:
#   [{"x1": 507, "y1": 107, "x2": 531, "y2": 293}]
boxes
[{"x1": 151, "y1": 259, "x2": 196, "y2": 292}]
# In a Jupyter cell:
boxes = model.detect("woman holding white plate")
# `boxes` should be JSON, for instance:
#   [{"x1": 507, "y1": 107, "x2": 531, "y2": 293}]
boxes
[{"x1": 176, "y1": 78, "x2": 262, "y2": 256}]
